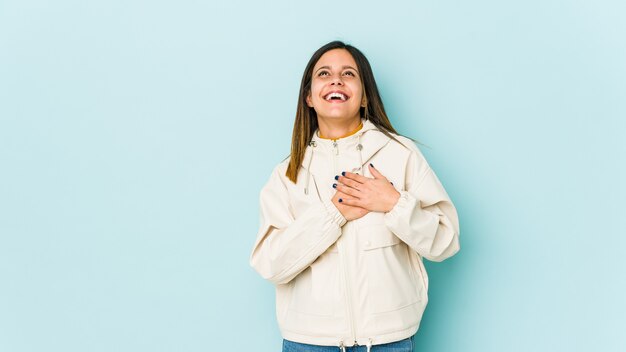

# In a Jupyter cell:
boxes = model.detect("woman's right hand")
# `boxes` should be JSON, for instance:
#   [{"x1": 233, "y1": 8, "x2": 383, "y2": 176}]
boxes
[{"x1": 331, "y1": 189, "x2": 369, "y2": 221}]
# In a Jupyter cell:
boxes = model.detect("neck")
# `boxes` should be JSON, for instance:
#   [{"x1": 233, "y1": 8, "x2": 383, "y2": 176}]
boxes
[{"x1": 317, "y1": 117, "x2": 362, "y2": 140}]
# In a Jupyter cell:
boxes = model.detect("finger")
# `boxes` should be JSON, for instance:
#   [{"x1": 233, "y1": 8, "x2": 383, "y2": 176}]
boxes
[
  {"x1": 339, "y1": 171, "x2": 370, "y2": 184},
  {"x1": 337, "y1": 176, "x2": 364, "y2": 190},
  {"x1": 335, "y1": 183, "x2": 361, "y2": 198},
  {"x1": 368, "y1": 163, "x2": 387, "y2": 180},
  {"x1": 338, "y1": 196, "x2": 363, "y2": 207},
  {"x1": 334, "y1": 192, "x2": 358, "y2": 206},
  {"x1": 335, "y1": 189, "x2": 357, "y2": 199}
]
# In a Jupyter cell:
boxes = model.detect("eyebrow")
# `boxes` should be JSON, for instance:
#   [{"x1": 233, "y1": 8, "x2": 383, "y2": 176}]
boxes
[{"x1": 315, "y1": 65, "x2": 359, "y2": 73}]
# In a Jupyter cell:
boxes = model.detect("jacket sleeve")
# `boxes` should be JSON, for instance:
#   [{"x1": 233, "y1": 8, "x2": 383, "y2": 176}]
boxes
[
  {"x1": 383, "y1": 146, "x2": 460, "y2": 262},
  {"x1": 249, "y1": 164, "x2": 347, "y2": 285}
]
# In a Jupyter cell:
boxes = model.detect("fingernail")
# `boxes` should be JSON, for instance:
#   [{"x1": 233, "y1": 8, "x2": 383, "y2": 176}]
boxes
[
  {"x1": 334, "y1": 175, "x2": 339, "y2": 180},
  {"x1": 338, "y1": 198, "x2": 343, "y2": 203},
  {"x1": 390, "y1": 181, "x2": 394, "y2": 185},
  {"x1": 332, "y1": 183, "x2": 337, "y2": 188},
  {"x1": 341, "y1": 171, "x2": 346, "y2": 176},
  {"x1": 370, "y1": 163, "x2": 374, "y2": 167}
]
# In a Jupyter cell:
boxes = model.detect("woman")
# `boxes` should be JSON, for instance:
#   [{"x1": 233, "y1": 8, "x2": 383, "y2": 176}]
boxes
[{"x1": 250, "y1": 41, "x2": 460, "y2": 352}]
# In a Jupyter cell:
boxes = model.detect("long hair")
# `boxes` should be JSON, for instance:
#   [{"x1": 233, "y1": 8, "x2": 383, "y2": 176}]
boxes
[{"x1": 286, "y1": 40, "x2": 408, "y2": 184}]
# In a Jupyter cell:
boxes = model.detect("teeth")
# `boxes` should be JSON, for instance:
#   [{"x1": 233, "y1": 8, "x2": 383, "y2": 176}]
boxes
[{"x1": 325, "y1": 92, "x2": 347, "y2": 101}]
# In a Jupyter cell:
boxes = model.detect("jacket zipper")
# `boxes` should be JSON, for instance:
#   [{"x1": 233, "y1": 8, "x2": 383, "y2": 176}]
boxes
[
  {"x1": 333, "y1": 140, "x2": 357, "y2": 347},
  {"x1": 332, "y1": 141, "x2": 339, "y2": 174},
  {"x1": 337, "y1": 239, "x2": 357, "y2": 346}
]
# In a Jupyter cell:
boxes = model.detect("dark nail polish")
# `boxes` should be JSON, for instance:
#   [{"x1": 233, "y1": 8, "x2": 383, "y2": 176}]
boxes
[
  {"x1": 370, "y1": 163, "x2": 374, "y2": 167},
  {"x1": 341, "y1": 171, "x2": 346, "y2": 176},
  {"x1": 332, "y1": 183, "x2": 337, "y2": 188},
  {"x1": 338, "y1": 198, "x2": 343, "y2": 203},
  {"x1": 334, "y1": 175, "x2": 339, "y2": 180}
]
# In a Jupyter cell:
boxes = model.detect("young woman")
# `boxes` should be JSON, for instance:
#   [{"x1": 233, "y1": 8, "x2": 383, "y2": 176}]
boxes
[{"x1": 250, "y1": 41, "x2": 460, "y2": 352}]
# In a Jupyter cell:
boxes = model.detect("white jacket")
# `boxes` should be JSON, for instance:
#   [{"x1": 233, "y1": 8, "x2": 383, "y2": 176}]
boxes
[{"x1": 250, "y1": 118, "x2": 460, "y2": 348}]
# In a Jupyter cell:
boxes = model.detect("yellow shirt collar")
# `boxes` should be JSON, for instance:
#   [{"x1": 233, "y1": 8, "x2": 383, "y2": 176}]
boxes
[{"x1": 318, "y1": 120, "x2": 363, "y2": 141}]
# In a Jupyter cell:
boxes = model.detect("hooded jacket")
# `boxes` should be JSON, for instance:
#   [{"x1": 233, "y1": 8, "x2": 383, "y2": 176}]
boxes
[{"x1": 250, "y1": 118, "x2": 460, "y2": 349}]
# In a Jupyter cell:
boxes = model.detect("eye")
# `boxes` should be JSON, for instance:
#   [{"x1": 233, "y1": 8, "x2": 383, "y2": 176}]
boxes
[
  {"x1": 343, "y1": 70, "x2": 356, "y2": 77},
  {"x1": 317, "y1": 70, "x2": 330, "y2": 77}
]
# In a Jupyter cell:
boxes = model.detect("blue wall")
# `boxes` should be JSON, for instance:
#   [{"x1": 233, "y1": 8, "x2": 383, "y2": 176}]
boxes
[{"x1": 1, "y1": 0, "x2": 624, "y2": 351}]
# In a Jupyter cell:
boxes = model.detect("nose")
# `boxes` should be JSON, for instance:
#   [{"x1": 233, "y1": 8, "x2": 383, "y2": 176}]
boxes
[{"x1": 330, "y1": 76, "x2": 344, "y2": 85}]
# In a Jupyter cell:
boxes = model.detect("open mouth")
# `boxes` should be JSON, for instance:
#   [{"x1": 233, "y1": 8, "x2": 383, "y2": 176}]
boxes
[{"x1": 324, "y1": 91, "x2": 349, "y2": 102}]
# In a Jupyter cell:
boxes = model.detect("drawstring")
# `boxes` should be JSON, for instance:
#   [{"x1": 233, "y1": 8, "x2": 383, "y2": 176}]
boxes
[
  {"x1": 306, "y1": 127, "x2": 365, "y2": 195},
  {"x1": 304, "y1": 140, "x2": 316, "y2": 195},
  {"x1": 357, "y1": 133, "x2": 364, "y2": 174},
  {"x1": 339, "y1": 341, "x2": 346, "y2": 352},
  {"x1": 337, "y1": 338, "x2": 373, "y2": 351},
  {"x1": 350, "y1": 133, "x2": 364, "y2": 174}
]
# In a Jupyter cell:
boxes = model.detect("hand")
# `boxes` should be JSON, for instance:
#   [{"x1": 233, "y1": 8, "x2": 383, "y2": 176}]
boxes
[
  {"x1": 331, "y1": 188, "x2": 369, "y2": 221},
  {"x1": 333, "y1": 163, "x2": 400, "y2": 213}
]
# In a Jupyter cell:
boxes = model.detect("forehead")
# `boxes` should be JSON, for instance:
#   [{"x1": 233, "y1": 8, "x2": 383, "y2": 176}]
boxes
[{"x1": 314, "y1": 49, "x2": 358, "y2": 70}]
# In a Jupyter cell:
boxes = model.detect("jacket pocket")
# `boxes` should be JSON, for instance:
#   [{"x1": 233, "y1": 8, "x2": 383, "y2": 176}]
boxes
[
  {"x1": 289, "y1": 249, "x2": 341, "y2": 317},
  {"x1": 362, "y1": 225, "x2": 401, "y2": 250},
  {"x1": 362, "y1": 225, "x2": 421, "y2": 314},
  {"x1": 413, "y1": 252, "x2": 429, "y2": 293}
]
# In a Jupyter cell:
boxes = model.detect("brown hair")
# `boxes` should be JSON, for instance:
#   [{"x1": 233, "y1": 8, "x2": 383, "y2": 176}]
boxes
[{"x1": 286, "y1": 40, "x2": 410, "y2": 183}]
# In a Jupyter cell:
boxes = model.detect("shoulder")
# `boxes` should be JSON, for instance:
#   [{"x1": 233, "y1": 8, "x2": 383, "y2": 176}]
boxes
[
  {"x1": 387, "y1": 132, "x2": 429, "y2": 163},
  {"x1": 386, "y1": 132, "x2": 432, "y2": 183},
  {"x1": 268, "y1": 157, "x2": 290, "y2": 180},
  {"x1": 276, "y1": 156, "x2": 290, "y2": 172},
  {"x1": 263, "y1": 157, "x2": 292, "y2": 189}
]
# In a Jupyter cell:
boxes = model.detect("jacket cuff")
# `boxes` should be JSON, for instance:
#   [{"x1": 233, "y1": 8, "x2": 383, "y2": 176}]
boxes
[
  {"x1": 385, "y1": 190, "x2": 416, "y2": 219},
  {"x1": 322, "y1": 198, "x2": 347, "y2": 227}
]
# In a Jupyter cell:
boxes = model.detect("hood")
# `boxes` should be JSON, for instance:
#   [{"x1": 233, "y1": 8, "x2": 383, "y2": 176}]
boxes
[
  {"x1": 300, "y1": 118, "x2": 392, "y2": 195},
  {"x1": 301, "y1": 118, "x2": 392, "y2": 170}
]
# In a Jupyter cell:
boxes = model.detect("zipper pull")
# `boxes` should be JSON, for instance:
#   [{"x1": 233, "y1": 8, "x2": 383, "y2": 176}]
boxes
[{"x1": 333, "y1": 140, "x2": 338, "y2": 155}]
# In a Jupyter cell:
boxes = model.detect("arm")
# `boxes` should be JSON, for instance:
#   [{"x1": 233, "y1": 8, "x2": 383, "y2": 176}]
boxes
[
  {"x1": 249, "y1": 164, "x2": 347, "y2": 285},
  {"x1": 383, "y1": 148, "x2": 460, "y2": 262}
]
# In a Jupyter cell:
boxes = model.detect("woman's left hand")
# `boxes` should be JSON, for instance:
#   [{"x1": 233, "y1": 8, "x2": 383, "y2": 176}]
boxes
[{"x1": 333, "y1": 163, "x2": 401, "y2": 213}]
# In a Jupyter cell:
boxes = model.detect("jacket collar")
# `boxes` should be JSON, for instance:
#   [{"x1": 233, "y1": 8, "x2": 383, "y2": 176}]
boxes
[{"x1": 300, "y1": 119, "x2": 391, "y2": 172}]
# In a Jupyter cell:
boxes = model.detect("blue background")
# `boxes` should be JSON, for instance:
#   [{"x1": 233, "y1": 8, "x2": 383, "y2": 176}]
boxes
[{"x1": 1, "y1": 0, "x2": 624, "y2": 351}]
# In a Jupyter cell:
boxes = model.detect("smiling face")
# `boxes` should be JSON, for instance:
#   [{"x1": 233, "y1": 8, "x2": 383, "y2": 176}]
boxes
[{"x1": 306, "y1": 48, "x2": 366, "y2": 122}]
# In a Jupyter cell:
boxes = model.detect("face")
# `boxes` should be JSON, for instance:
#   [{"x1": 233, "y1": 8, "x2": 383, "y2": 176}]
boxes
[{"x1": 306, "y1": 49, "x2": 366, "y2": 122}]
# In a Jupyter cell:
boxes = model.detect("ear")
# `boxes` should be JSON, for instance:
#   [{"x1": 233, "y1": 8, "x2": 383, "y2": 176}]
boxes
[
  {"x1": 361, "y1": 95, "x2": 368, "y2": 107},
  {"x1": 306, "y1": 92, "x2": 313, "y2": 107}
]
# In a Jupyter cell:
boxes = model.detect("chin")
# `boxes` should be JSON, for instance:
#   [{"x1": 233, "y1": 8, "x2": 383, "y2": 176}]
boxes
[{"x1": 318, "y1": 110, "x2": 360, "y2": 120}]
